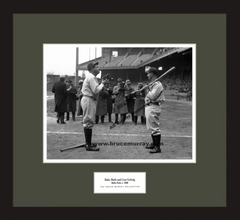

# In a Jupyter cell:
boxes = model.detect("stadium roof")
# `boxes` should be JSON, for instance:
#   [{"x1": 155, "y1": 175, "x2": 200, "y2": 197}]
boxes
[{"x1": 77, "y1": 47, "x2": 192, "y2": 71}]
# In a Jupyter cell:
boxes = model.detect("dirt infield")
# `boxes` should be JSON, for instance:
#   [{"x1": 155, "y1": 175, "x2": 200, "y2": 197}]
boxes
[{"x1": 46, "y1": 91, "x2": 193, "y2": 161}]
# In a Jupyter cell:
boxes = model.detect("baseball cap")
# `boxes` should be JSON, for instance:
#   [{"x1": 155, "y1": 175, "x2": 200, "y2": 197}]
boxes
[
  {"x1": 87, "y1": 62, "x2": 99, "y2": 72},
  {"x1": 78, "y1": 79, "x2": 84, "y2": 84},
  {"x1": 145, "y1": 66, "x2": 158, "y2": 75}
]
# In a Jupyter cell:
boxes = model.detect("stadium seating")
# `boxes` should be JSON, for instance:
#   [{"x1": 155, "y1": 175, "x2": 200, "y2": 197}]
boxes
[
  {"x1": 104, "y1": 56, "x2": 125, "y2": 67},
  {"x1": 127, "y1": 48, "x2": 142, "y2": 54},
  {"x1": 131, "y1": 54, "x2": 153, "y2": 66},
  {"x1": 117, "y1": 55, "x2": 138, "y2": 67},
  {"x1": 161, "y1": 76, "x2": 192, "y2": 91},
  {"x1": 142, "y1": 48, "x2": 156, "y2": 54},
  {"x1": 97, "y1": 57, "x2": 112, "y2": 68}
]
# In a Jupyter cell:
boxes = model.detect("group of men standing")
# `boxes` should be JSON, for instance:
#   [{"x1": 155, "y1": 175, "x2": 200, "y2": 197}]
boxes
[
  {"x1": 95, "y1": 78, "x2": 113, "y2": 124},
  {"x1": 93, "y1": 76, "x2": 146, "y2": 125},
  {"x1": 112, "y1": 78, "x2": 146, "y2": 125},
  {"x1": 51, "y1": 77, "x2": 83, "y2": 124},
  {"x1": 52, "y1": 62, "x2": 165, "y2": 153}
]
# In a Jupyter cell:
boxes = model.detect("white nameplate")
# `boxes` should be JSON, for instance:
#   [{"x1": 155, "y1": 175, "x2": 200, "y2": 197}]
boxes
[{"x1": 94, "y1": 172, "x2": 146, "y2": 194}]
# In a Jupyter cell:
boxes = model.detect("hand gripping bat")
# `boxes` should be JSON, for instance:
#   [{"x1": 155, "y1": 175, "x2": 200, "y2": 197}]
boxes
[{"x1": 131, "y1": 66, "x2": 176, "y2": 94}]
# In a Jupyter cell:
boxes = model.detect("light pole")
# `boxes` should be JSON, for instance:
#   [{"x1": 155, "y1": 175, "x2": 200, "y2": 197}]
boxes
[{"x1": 75, "y1": 47, "x2": 79, "y2": 86}]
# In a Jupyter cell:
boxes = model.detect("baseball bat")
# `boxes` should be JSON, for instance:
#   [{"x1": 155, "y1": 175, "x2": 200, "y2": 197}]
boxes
[
  {"x1": 131, "y1": 66, "x2": 176, "y2": 94},
  {"x1": 60, "y1": 143, "x2": 86, "y2": 152}
]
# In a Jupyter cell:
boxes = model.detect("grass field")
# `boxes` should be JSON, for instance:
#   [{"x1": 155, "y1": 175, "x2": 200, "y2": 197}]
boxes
[{"x1": 46, "y1": 90, "x2": 192, "y2": 161}]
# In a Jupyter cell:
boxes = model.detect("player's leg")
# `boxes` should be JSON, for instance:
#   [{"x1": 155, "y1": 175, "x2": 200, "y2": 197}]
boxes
[
  {"x1": 145, "y1": 106, "x2": 155, "y2": 149},
  {"x1": 149, "y1": 107, "x2": 161, "y2": 153},
  {"x1": 81, "y1": 97, "x2": 99, "y2": 151}
]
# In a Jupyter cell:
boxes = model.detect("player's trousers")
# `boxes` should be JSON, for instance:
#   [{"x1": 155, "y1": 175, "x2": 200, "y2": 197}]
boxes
[
  {"x1": 81, "y1": 96, "x2": 97, "y2": 129},
  {"x1": 145, "y1": 104, "x2": 162, "y2": 136}
]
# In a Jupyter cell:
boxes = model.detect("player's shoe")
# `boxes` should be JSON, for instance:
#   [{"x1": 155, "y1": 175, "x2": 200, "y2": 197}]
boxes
[
  {"x1": 86, "y1": 145, "x2": 100, "y2": 151},
  {"x1": 145, "y1": 143, "x2": 155, "y2": 149},
  {"x1": 149, "y1": 147, "x2": 161, "y2": 153}
]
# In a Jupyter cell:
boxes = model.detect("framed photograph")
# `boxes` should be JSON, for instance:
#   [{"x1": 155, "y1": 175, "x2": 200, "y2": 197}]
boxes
[
  {"x1": 13, "y1": 14, "x2": 226, "y2": 207},
  {"x1": 44, "y1": 44, "x2": 196, "y2": 164}
]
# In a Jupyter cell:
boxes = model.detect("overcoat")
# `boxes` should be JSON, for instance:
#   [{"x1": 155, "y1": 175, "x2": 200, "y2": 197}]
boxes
[
  {"x1": 52, "y1": 81, "x2": 67, "y2": 113},
  {"x1": 113, "y1": 85, "x2": 128, "y2": 114},
  {"x1": 96, "y1": 87, "x2": 108, "y2": 116},
  {"x1": 134, "y1": 90, "x2": 145, "y2": 116},
  {"x1": 125, "y1": 84, "x2": 135, "y2": 113},
  {"x1": 66, "y1": 85, "x2": 77, "y2": 112},
  {"x1": 106, "y1": 87, "x2": 113, "y2": 114}
]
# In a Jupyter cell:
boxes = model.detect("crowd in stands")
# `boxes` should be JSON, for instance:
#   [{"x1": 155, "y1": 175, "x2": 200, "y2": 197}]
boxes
[{"x1": 161, "y1": 75, "x2": 192, "y2": 93}]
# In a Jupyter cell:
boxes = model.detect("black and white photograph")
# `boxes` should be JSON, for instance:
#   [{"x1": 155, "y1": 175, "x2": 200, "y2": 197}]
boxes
[{"x1": 44, "y1": 44, "x2": 196, "y2": 163}]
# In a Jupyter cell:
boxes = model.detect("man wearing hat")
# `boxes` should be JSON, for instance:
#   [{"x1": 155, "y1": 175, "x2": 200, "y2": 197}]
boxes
[
  {"x1": 65, "y1": 79, "x2": 78, "y2": 121},
  {"x1": 105, "y1": 80, "x2": 113, "y2": 123},
  {"x1": 52, "y1": 76, "x2": 67, "y2": 124},
  {"x1": 124, "y1": 79, "x2": 135, "y2": 123},
  {"x1": 144, "y1": 66, "x2": 165, "y2": 153},
  {"x1": 112, "y1": 78, "x2": 128, "y2": 124},
  {"x1": 81, "y1": 62, "x2": 109, "y2": 151},
  {"x1": 95, "y1": 80, "x2": 108, "y2": 124},
  {"x1": 133, "y1": 82, "x2": 146, "y2": 125}
]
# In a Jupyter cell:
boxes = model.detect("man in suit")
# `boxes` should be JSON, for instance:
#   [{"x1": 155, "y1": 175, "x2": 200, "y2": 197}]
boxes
[
  {"x1": 52, "y1": 76, "x2": 67, "y2": 124},
  {"x1": 112, "y1": 78, "x2": 128, "y2": 125},
  {"x1": 65, "y1": 79, "x2": 77, "y2": 121},
  {"x1": 133, "y1": 82, "x2": 146, "y2": 125},
  {"x1": 95, "y1": 81, "x2": 108, "y2": 124},
  {"x1": 105, "y1": 81, "x2": 113, "y2": 123},
  {"x1": 125, "y1": 79, "x2": 135, "y2": 123}
]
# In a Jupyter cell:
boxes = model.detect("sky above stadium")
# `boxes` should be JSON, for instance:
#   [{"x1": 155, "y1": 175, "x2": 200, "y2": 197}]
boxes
[{"x1": 43, "y1": 44, "x2": 102, "y2": 76}]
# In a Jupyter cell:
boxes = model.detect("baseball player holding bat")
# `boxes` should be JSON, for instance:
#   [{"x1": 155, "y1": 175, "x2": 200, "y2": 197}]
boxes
[{"x1": 144, "y1": 66, "x2": 166, "y2": 153}]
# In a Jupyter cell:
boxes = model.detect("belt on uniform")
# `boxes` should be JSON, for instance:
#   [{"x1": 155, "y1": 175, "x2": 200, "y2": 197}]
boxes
[
  {"x1": 83, "y1": 95, "x2": 97, "y2": 100},
  {"x1": 149, "y1": 102, "x2": 159, "y2": 106}
]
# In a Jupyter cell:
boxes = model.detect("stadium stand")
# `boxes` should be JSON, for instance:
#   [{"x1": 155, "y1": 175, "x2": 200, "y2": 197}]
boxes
[
  {"x1": 118, "y1": 54, "x2": 139, "y2": 67},
  {"x1": 131, "y1": 54, "x2": 153, "y2": 66},
  {"x1": 97, "y1": 56, "x2": 112, "y2": 68},
  {"x1": 142, "y1": 48, "x2": 156, "y2": 54},
  {"x1": 161, "y1": 75, "x2": 192, "y2": 91},
  {"x1": 104, "y1": 56, "x2": 125, "y2": 67},
  {"x1": 127, "y1": 48, "x2": 142, "y2": 55}
]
